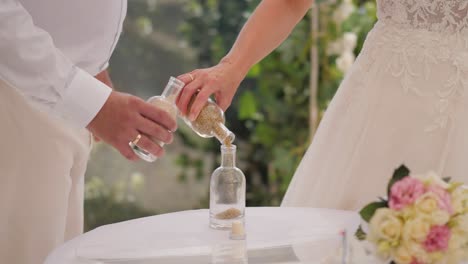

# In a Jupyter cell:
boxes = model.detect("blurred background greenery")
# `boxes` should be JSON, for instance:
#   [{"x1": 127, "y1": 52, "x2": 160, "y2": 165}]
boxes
[{"x1": 84, "y1": 0, "x2": 377, "y2": 231}]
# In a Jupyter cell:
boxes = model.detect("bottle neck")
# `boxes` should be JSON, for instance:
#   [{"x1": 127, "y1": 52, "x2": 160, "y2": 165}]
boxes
[
  {"x1": 221, "y1": 145, "x2": 236, "y2": 167},
  {"x1": 163, "y1": 94, "x2": 178, "y2": 104},
  {"x1": 161, "y1": 77, "x2": 184, "y2": 103},
  {"x1": 214, "y1": 123, "x2": 235, "y2": 146}
]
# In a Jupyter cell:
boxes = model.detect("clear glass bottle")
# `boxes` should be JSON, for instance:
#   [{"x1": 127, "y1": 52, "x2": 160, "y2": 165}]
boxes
[
  {"x1": 183, "y1": 98, "x2": 235, "y2": 146},
  {"x1": 210, "y1": 144, "x2": 246, "y2": 230},
  {"x1": 129, "y1": 77, "x2": 184, "y2": 162}
]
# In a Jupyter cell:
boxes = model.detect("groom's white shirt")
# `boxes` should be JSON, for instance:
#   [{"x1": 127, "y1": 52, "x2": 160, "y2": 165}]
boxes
[{"x1": 0, "y1": 0, "x2": 127, "y2": 127}]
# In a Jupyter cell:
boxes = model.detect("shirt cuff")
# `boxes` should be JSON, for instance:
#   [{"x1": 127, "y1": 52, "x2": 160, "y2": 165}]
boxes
[{"x1": 54, "y1": 67, "x2": 112, "y2": 128}]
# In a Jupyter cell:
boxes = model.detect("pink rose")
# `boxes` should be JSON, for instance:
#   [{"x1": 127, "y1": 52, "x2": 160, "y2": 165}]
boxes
[
  {"x1": 389, "y1": 177, "x2": 426, "y2": 210},
  {"x1": 410, "y1": 259, "x2": 425, "y2": 264},
  {"x1": 423, "y1": 225, "x2": 451, "y2": 252},
  {"x1": 427, "y1": 185, "x2": 453, "y2": 214}
]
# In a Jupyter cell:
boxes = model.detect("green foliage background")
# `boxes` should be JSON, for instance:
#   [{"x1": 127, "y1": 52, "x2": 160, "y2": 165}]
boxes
[
  {"x1": 179, "y1": 0, "x2": 377, "y2": 205},
  {"x1": 84, "y1": 0, "x2": 377, "y2": 229}
]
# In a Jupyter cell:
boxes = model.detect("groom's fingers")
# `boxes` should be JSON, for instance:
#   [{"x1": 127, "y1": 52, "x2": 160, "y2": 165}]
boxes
[
  {"x1": 177, "y1": 78, "x2": 203, "y2": 116},
  {"x1": 138, "y1": 101, "x2": 177, "y2": 132},
  {"x1": 88, "y1": 91, "x2": 176, "y2": 162},
  {"x1": 137, "y1": 115, "x2": 174, "y2": 144},
  {"x1": 132, "y1": 133, "x2": 165, "y2": 158}
]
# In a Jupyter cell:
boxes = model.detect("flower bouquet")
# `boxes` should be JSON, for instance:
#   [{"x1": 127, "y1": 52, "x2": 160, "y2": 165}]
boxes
[{"x1": 356, "y1": 165, "x2": 468, "y2": 264}]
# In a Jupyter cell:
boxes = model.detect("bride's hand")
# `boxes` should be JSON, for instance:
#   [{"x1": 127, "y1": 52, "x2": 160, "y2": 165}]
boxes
[{"x1": 176, "y1": 59, "x2": 245, "y2": 121}]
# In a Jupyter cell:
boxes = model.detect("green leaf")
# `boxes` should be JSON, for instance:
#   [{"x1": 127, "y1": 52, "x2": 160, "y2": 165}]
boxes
[
  {"x1": 443, "y1": 177, "x2": 452, "y2": 183},
  {"x1": 387, "y1": 165, "x2": 410, "y2": 197},
  {"x1": 272, "y1": 147, "x2": 295, "y2": 172},
  {"x1": 355, "y1": 225, "x2": 367, "y2": 241},
  {"x1": 178, "y1": 173, "x2": 187, "y2": 183},
  {"x1": 247, "y1": 63, "x2": 261, "y2": 78},
  {"x1": 253, "y1": 123, "x2": 276, "y2": 145},
  {"x1": 378, "y1": 197, "x2": 387, "y2": 203},
  {"x1": 448, "y1": 182, "x2": 464, "y2": 193},
  {"x1": 175, "y1": 153, "x2": 190, "y2": 166},
  {"x1": 359, "y1": 201, "x2": 388, "y2": 223},
  {"x1": 238, "y1": 91, "x2": 258, "y2": 120}
]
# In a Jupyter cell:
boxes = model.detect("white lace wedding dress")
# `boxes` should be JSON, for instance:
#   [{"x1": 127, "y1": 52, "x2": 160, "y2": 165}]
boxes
[{"x1": 282, "y1": 0, "x2": 468, "y2": 210}]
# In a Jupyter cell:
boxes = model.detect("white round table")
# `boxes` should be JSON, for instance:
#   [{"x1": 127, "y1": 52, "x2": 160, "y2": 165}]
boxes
[{"x1": 46, "y1": 207, "x2": 360, "y2": 264}]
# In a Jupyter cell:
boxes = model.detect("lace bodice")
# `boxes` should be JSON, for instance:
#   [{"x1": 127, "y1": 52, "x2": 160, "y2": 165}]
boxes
[
  {"x1": 365, "y1": 1, "x2": 468, "y2": 132},
  {"x1": 377, "y1": 0, "x2": 468, "y2": 33}
]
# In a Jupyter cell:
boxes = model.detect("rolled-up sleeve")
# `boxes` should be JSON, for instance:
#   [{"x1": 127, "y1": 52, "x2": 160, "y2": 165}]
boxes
[{"x1": 0, "y1": 0, "x2": 111, "y2": 128}]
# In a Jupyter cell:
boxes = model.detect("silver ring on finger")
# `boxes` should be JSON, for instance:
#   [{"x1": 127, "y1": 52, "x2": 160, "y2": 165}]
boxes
[{"x1": 131, "y1": 134, "x2": 142, "y2": 146}]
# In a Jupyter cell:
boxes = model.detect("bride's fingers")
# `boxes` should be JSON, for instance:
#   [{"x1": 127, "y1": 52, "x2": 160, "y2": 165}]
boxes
[
  {"x1": 177, "y1": 78, "x2": 203, "y2": 116},
  {"x1": 188, "y1": 87, "x2": 215, "y2": 121},
  {"x1": 215, "y1": 92, "x2": 233, "y2": 112}
]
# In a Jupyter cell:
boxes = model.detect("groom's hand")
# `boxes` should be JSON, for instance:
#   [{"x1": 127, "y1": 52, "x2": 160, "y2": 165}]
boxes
[
  {"x1": 87, "y1": 91, "x2": 177, "y2": 160},
  {"x1": 95, "y1": 69, "x2": 114, "y2": 89}
]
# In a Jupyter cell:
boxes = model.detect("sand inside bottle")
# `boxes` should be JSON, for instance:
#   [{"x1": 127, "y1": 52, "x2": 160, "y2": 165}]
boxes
[
  {"x1": 191, "y1": 102, "x2": 223, "y2": 133},
  {"x1": 215, "y1": 208, "x2": 242, "y2": 220},
  {"x1": 214, "y1": 146, "x2": 240, "y2": 220},
  {"x1": 149, "y1": 94, "x2": 178, "y2": 119},
  {"x1": 148, "y1": 95, "x2": 178, "y2": 144},
  {"x1": 188, "y1": 99, "x2": 233, "y2": 146}
]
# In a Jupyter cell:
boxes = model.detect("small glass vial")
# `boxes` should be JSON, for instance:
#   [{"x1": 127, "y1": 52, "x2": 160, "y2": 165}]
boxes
[
  {"x1": 183, "y1": 99, "x2": 235, "y2": 146},
  {"x1": 210, "y1": 144, "x2": 246, "y2": 230},
  {"x1": 130, "y1": 77, "x2": 184, "y2": 162},
  {"x1": 211, "y1": 240, "x2": 248, "y2": 264}
]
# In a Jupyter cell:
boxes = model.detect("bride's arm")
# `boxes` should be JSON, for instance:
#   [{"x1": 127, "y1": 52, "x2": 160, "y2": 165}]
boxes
[
  {"x1": 223, "y1": 0, "x2": 313, "y2": 75},
  {"x1": 177, "y1": 0, "x2": 312, "y2": 120}
]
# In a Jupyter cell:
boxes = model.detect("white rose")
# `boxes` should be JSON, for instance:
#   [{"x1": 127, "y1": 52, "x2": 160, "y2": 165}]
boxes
[
  {"x1": 399, "y1": 206, "x2": 417, "y2": 220},
  {"x1": 393, "y1": 245, "x2": 413, "y2": 264},
  {"x1": 405, "y1": 242, "x2": 431, "y2": 264},
  {"x1": 414, "y1": 193, "x2": 451, "y2": 225},
  {"x1": 336, "y1": 52, "x2": 355, "y2": 73},
  {"x1": 377, "y1": 240, "x2": 392, "y2": 256},
  {"x1": 449, "y1": 232, "x2": 467, "y2": 251},
  {"x1": 452, "y1": 187, "x2": 468, "y2": 214},
  {"x1": 369, "y1": 208, "x2": 403, "y2": 243},
  {"x1": 428, "y1": 252, "x2": 445, "y2": 264},
  {"x1": 445, "y1": 250, "x2": 465, "y2": 264},
  {"x1": 413, "y1": 171, "x2": 450, "y2": 189},
  {"x1": 430, "y1": 210, "x2": 450, "y2": 226},
  {"x1": 415, "y1": 192, "x2": 440, "y2": 214},
  {"x1": 453, "y1": 214, "x2": 468, "y2": 233},
  {"x1": 446, "y1": 232, "x2": 468, "y2": 264},
  {"x1": 402, "y1": 216, "x2": 431, "y2": 242}
]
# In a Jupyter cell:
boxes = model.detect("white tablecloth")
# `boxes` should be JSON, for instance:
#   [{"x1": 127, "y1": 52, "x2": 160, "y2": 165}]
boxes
[{"x1": 45, "y1": 207, "x2": 360, "y2": 264}]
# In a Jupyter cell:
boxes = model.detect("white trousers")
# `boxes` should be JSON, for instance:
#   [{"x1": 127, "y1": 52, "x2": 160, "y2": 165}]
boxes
[{"x1": 0, "y1": 80, "x2": 92, "y2": 264}]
